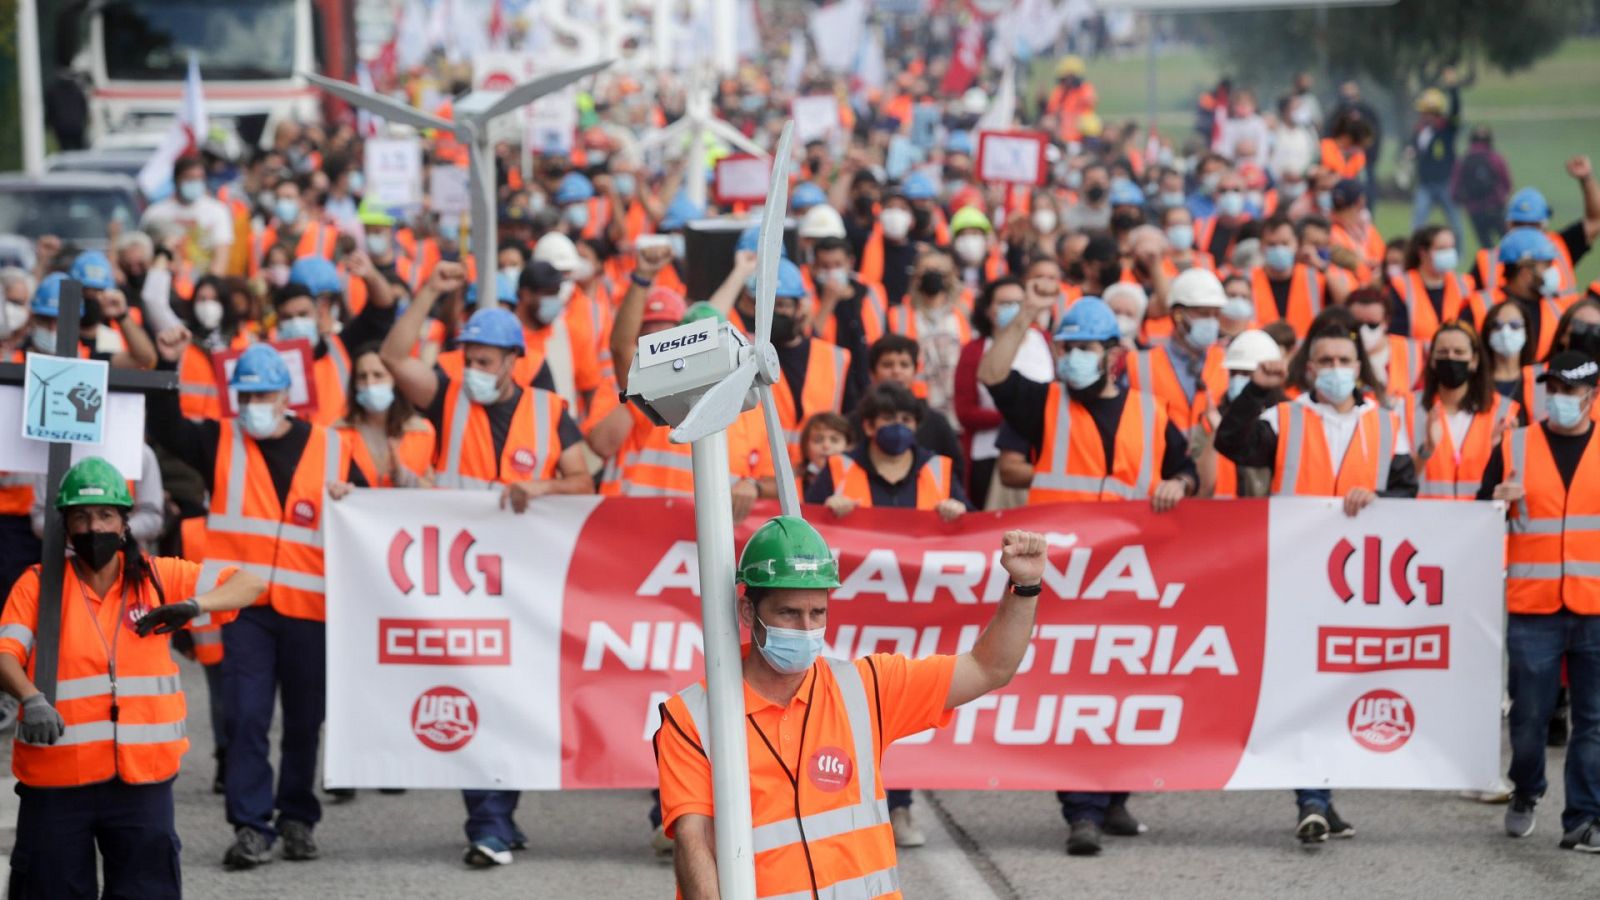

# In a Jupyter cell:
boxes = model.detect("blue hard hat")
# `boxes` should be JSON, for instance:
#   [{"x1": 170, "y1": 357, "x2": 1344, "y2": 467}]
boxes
[
  {"x1": 660, "y1": 191, "x2": 705, "y2": 231},
  {"x1": 1497, "y1": 228, "x2": 1558, "y2": 265},
  {"x1": 775, "y1": 258, "x2": 806, "y2": 299},
  {"x1": 736, "y1": 225, "x2": 762, "y2": 254},
  {"x1": 230, "y1": 343, "x2": 293, "y2": 394},
  {"x1": 946, "y1": 130, "x2": 975, "y2": 156},
  {"x1": 465, "y1": 274, "x2": 517, "y2": 307},
  {"x1": 1053, "y1": 296, "x2": 1119, "y2": 343},
  {"x1": 31, "y1": 272, "x2": 65, "y2": 316},
  {"x1": 1109, "y1": 178, "x2": 1145, "y2": 208},
  {"x1": 69, "y1": 250, "x2": 115, "y2": 290},
  {"x1": 900, "y1": 171, "x2": 937, "y2": 201},
  {"x1": 1506, "y1": 187, "x2": 1551, "y2": 225},
  {"x1": 791, "y1": 182, "x2": 827, "y2": 211},
  {"x1": 555, "y1": 172, "x2": 595, "y2": 205},
  {"x1": 288, "y1": 256, "x2": 342, "y2": 296},
  {"x1": 458, "y1": 307, "x2": 526, "y2": 352}
]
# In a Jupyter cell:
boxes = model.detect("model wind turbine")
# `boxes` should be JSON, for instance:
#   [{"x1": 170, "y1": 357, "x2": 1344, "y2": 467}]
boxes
[
  {"x1": 637, "y1": 71, "x2": 771, "y2": 211},
  {"x1": 305, "y1": 61, "x2": 613, "y2": 307},
  {"x1": 623, "y1": 122, "x2": 798, "y2": 899}
]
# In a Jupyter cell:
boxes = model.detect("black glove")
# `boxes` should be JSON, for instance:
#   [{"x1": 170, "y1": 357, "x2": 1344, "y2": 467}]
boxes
[
  {"x1": 18, "y1": 693, "x2": 64, "y2": 745},
  {"x1": 135, "y1": 598, "x2": 202, "y2": 637}
]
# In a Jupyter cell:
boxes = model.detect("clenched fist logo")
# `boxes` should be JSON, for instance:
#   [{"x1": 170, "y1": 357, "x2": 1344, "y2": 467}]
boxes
[{"x1": 67, "y1": 383, "x2": 103, "y2": 423}]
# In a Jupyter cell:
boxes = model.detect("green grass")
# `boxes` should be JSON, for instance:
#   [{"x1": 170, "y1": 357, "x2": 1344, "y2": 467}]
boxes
[{"x1": 1040, "y1": 37, "x2": 1600, "y2": 287}]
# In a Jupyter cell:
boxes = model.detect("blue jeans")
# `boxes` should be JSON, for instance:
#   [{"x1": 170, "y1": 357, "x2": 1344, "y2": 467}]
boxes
[
  {"x1": 1057, "y1": 791, "x2": 1130, "y2": 825},
  {"x1": 887, "y1": 789, "x2": 913, "y2": 810},
  {"x1": 202, "y1": 661, "x2": 230, "y2": 752},
  {"x1": 1507, "y1": 610, "x2": 1600, "y2": 832},
  {"x1": 1410, "y1": 180, "x2": 1466, "y2": 240},
  {"x1": 463, "y1": 790, "x2": 523, "y2": 845},
  {"x1": 223, "y1": 606, "x2": 327, "y2": 841},
  {"x1": 1295, "y1": 789, "x2": 1332, "y2": 812},
  {"x1": 10, "y1": 779, "x2": 180, "y2": 899}
]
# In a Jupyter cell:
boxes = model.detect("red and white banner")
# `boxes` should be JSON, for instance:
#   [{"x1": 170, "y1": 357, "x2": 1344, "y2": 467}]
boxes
[{"x1": 325, "y1": 495, "x2": 1506, "y2": 792}]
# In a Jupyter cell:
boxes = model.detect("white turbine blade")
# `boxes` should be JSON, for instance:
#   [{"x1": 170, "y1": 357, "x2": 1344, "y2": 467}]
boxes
[
  {"x1": 753, "y1": 122, "x2": 794, "y2": 348},
  {"x1": 759, "y1": 384, "x2": 801, "y2": 517},
  {"x1": 702, "y1": 119, "x2": 770, "y2": 158},
  {"x1": 670, "y1": 356, "x2": 759, "y2": 445},
  {"x1": 304, "y1": 72, "x2": 451, "y2": 133},
  {"x1": 481, "y1": 60, "x2": 614, "y2": 122}
]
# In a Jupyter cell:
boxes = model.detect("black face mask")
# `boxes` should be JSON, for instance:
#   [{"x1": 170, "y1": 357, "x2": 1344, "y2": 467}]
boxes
[
  {"x1": 852, "y1": 195, "x2": 877, "y2": 217},
  {"x1": 1432, "y1": 358, "x2": 1472, "y2": 389},
  {"x1": 1569, "y1": 322, "x2": 1600, "y2": 359},
  {"x1": 71, "y1": 531, "x2": 122, "y2": 571},
  {"x1": 81, "y1": 298, "x2": 104, "y2": 328},
  {"x1": 917, "y1": 271, "x2": 947, "y2": 295},
  {"x1": 1112, "y1": 211, "x2": 1144, "y2": 233},
  {"x1": 911, "y1": 207, "x2": 932, "y2": 234},
  {"x1": 1064, "y1": 262, "x2": 1086, "y2": 284},
  {"x1": 1084, "y1": 185, "x2": 1108, "y2": 204},
  {"x1": 1093, "y1": 262, "x2": 1122, "y2": 286},
  {"x1": 769, "y1": 313, "x2": 798, "y2": 344}
]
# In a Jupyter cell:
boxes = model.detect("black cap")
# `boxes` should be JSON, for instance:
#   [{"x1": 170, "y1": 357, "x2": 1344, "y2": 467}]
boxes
[
  {"x1": 1538, "y1": 351, "x2": 1600, "y2": 388},
  {"x1": 1331, "y1": 179, "x2": 1364, "y2": 210},
  {"x1": 518, "y1": 261, "x2": 564, "y2": 294}
]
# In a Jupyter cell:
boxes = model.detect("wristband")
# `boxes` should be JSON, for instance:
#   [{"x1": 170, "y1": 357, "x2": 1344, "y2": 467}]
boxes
[
  {"x1": 1009, "y1": 581, "x2": 1043, "y2": 597},
  {"x1": 630, "y1": 272, "x2": 653, "y2": 288}
]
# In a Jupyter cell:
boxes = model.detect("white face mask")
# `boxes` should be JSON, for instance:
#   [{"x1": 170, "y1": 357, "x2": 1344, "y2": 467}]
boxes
[
  {"x1": 0, "y1": 301, "x2": 28, "y2": 338},
  {"x1": 194, "y1": 298, "x2": 224, "y2": 330},
  {"x1": 1031, "y1": 209, "x2": 1058, "y2": 233},
  {"x1": 30, "y1": 324, "x2": 55, "y2": 353},
  {"x1": 463, "y1": 367, "x2": 502, "y2": 404},
  {"x1": 1359, "y1": 323, "x2": 1387, "y2": 351},
  {"x1": 955, "y1": 233, "x2": 988, "y2": 265},
  {"x1": 239, "y1": 401, "x2": 282, "y2": 439},
  {"x1": 572, "y1": 258, "x2": 596, "y2": 282},
  {"x1": 365, "y1": 232, "x2": 392, "y2": 257},
  {"x1": 1115, "y1": 314, "x2": 1140, "y2": 341},
  {"x1": 880, "y1": 207, "x2": 913, "y2": 241}
]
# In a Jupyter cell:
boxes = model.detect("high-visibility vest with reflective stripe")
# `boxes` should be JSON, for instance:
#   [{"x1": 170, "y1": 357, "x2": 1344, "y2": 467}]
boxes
[
  {"x1": 1251, "y1": 265, "x2": 1323, "y2": 338},
  {"x1": 1406, "y1": 393, "x2": 1517, "y2": 500},
  {"x1": 1330, "y1": 220, "x2": 1385, "y2": 283},
  {"x1": 309, "y1": 336, "x2": 351, "y2": 427},
  {"x1": 178, "y1": 517, "x2": 224, "y2": 665},
  {"x1": 1380, "y1": 334, "x2": 1425, "y2": 397},
  {"x1": 827, "y1": 453, "x2": 951, "y2": 510},
  {"x1": 1271, "y1": 402, "x2": 1398, "y2": 496},
  {"x1": 342, "y1": 421, "x2": 437, "y2": 488},
  {"x1": 771, "y1": 340, "x2": 852, "y2": 465},
  {"x1": 602, "y1": 408, "x2": 771, "y2": 496},
  {"x1": 199, "y1": 421, "x2": 347, "y2": 621},
  {"x1": 887, "y1": 303, "x2": 973, "y2": 343},
  {"x1": 9, "y1": 558, "x2": 204, "y2": 787},
  {"x1": 1320, "y1": 138, "x2": 1365, "y2": 179},
  {"x1": 1502, "y1": 424, "x2": 1600, "y2": 614},
  {"x1": 1390, "y1": 270, "x2": 1480, "y2": 342},
  {"x1": 1476, "y1": 232, "x2": 1578, "y2": 297},
  {"x1": 179, "y1": 343, "x2": 222, "y2": 419},
  {"x1": 809, "y1": 276, "x2": 888, "y2": 346},
  {"x1": 1029, "y1": 385, "x2": 1166, "y2": 504},
  {"x1": 1127, "y1": 344, "x2": 1228, "y2": 433},
  {"x1": 250, "y1": 220, "x2": 338, "y2": 276},
  {"x1": 667, "y1": 658, "x2": 901, "y2": 900},
  {"x1": 0, "y1": 471, "x2": 33, "y2": 516},
  {"x1": 1194, "y1": 217, "x2": 1242, "y2": 263},
  {"x1": 435, "y1": 379, "x2": 564, "y2": 490}
]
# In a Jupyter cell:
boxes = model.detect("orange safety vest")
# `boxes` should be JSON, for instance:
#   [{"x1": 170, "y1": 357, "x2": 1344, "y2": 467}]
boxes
[
  {"x1": 807, "y1": 274, "x2": 888, "y2": 347},
  {"x1": 858, "y1": 223, "x2": 889, "y2": 286},
  {"x1": 178, "y1": 344, "x2": 223, "y2": 419},
  {"x1": 1390, "y1": 270, "x2": 1481, "y2": 343},
  {"x1": 176, "y1": 517, "x2": 224, "y2": 665},
  {"x1": 1405, "y1": 393, "x2": 1517, "y2": 500},
  {"x1": 198, "y1": 420, "x2": 350, "y2": 621},
  {"x1": 250, "y1": 220, "x2": 338, "y2": 276},
  {"x1": 1330, "y1": 219, "x2": 1385, "y2": 284},
  {"x1": 770, "y1": 340, "x2": 852, "y2": 464},
  {"x1": 1476, "y1": 232, "x2": 1579, "y2": 297},
  {"x1": 1, "y1": 557, "x2": 230, "y2": 787},
  {"x1": 886, "y1": 303, "x2": 973, "y2": 343},
  {"x1": 1271, "y1": 401, "x2": 1399, "y2": 496},
  {"x1": 1193, "y1": 217, "x2": 1244, "y2": 262},
  {"x1": 1196, "y1": 403, "x2": 1241, "y2": 499},
  {"x1": 307, "y1": 336, "x2": 352, "y2": 427},
  {"x1": 1320, "y1": 138, "x2": 1366, "y2": 179},
  {"x1": 1503, "y1": 423, "x2": 1600, "y2": 614},
  {"x1": 1028, "y1": 385, "x2": 1167, "y2": 503},
  {"x1": 600, "y1": 408, "x2": 771, "y2": 497},
  {"x1": 341, "y1": 421, "x2": 437, "y2": 488},
  {"x1": 433, "y1": 379, "x2": 565, "y2": 489},
  {"x1": 826, "y1": 453, "x2": 952, "y2": 510},
  {"x1": 0, "y1": 471, "x2": 35, "y2": 516},
  {"x1": 1126, "y1": 344, "x2": 1228, "y2": 432},
  {"x1": 663, "y1": 658, "x2": 901, "y2": 899},
  {"x1": 1378, "y1": 334, "x2": 1425, "y2": 397},
  {"x1": 1048, "y1": 83, "x2": 1097, "y2": 143},
  {"x1": 1251, "y1": 265, "x2": 1324, "y2": 337}
]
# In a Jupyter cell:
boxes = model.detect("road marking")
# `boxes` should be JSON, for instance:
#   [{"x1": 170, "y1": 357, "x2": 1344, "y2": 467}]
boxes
[{"x1": 907, "y1": 791, "x2": 1006, "y2": 900}]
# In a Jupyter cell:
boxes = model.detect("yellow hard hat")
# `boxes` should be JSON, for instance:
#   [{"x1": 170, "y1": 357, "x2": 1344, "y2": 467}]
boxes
[
  {"x1": 1415, "y1": 88, "x2": 1446, "y2": 114},
  {"x1": 1056, "y1": 56, "x2": 1086, "y2": 78},
  {"x1": 1078, "y1": 111, "x2": 1103, "y2": 138}
]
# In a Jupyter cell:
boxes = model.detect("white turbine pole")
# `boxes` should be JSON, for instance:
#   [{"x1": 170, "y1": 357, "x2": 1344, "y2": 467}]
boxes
[
  {"x1": 18, "y1": 0, "x2": 47, "y2": 175},
  {"x1": 710, "y1": 0, "x2": 738, "y2": 75}
]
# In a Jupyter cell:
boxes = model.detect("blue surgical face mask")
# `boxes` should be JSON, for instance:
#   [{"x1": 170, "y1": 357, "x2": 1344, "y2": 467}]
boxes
[
  {"x1": 563, "y1": 204, "x2": 591, "y2": 229},
  {"x1": 1489, "y1": 324, "x2": 1526, "y2": 358},
  {"x1": 1058, "y1": 347, "x2": 1103, "y2": 390},
  {"x1": 994, "y1": 302, "x2": 1021, "y2": 329},
  {"x1": 464, "y1": 367, "x2": 502, "y2": 404},
  {"x1": 30, "y1": 324, "x2": 55, "y2": 354},
  {"x1": 1223, "y1": 296, "x2": 1255, "y2": 322},
  {"x1": 275, "y1": 198, "x2": 300, "y2": 224},
  {"x1": 277, "y1": 315, "x2": 319, "y2": 344},
  {"x1": 1185, "y1": 315, "x2": 1220, "y2": 347},
  {"x1": 1316, "y1": 191, "x2": 1333, "y2": 212},
  {"x1": 1541, "y1": 266, "x2": 1562, "y2": 297},
  {"x1": 1547, "y1": 392, "x2": 1587, "y2": 429},
  {"x1": 357, "y1": 383, "x2": 395, "y2": 413},
  {"x1": 1161, "y1": 191, "x2": 1186, "y2": 208},
  {"x1": 178, "y1": 179, "x2": 205, "y2": 203},
  {"x1": 613, "y1": 174, "x2": 636, "y2": 198},
  {"x1": 239, "y1": 401, "x2": 281, "y2": 439},
  {"x1": 349, "y1": 171, "x2": 365, "y2": 194},
  {"x1": 1263, "y1": 245, "x2": 1296, "y2": 273},
  {"x1": 873, "y1": 422, "x2": 916, "y2": 456},
  {"x1": 1216, "y1": 191, "x2": 1245, "y2": 218},
  {"x1": 1166, "y1": 224, "x2": 1195, "y2": 251},
  {"x1": 1314, "y1": 366, "x2": 1357, "y2": 403},
  {"x1": 1430, "y1": 247, "x2": 1459, "y2": 273},
  {"x1": 537, "y1": 296, "x2": 567, "y2": 325},
  {"x1": 1227, "y1": 373, "x2": 1252, "y2": 401},
  {"x1": 754, "y1": 615, "x2": 826, "y2": 675}
]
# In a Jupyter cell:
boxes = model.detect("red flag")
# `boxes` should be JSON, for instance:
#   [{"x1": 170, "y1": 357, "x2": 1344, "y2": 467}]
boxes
[
  {"x1": 940, "y1": 22, "x2": 984, "y2": 96},
  {"x1": 488, "y1": 0, "x2": 507, "y2": 49}
]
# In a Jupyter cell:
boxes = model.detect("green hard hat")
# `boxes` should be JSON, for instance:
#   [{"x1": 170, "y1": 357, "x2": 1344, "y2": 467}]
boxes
[
  {"x1": 680, "y1": 301, "x2": 725, "y2": 326},
  {"x1": 949, "y1": 205, "x2": 993, "y2": 235},
  {"x1": 56, "y1": 457, "x2": 131, "y2": 510},
  {"x1": 737, "y1": 516, "x2": 841, "y2": 589}
]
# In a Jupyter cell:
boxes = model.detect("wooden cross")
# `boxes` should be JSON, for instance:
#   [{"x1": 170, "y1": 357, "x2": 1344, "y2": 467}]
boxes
[{"x1": 0, "y1": 278, "x2": 177, "y2": 702}]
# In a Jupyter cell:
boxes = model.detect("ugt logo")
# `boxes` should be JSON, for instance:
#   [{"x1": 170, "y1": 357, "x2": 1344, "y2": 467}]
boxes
[
  {"x1": 1326, "y1": 537, "x2": 1443, "y2": 605},
  {"x1": 388, "y1": 527, "x2": 503, "y2": 596}
]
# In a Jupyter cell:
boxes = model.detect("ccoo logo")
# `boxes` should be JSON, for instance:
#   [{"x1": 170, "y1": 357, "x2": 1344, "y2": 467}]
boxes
[
  {"x1": 389, "y1": 527, "x2": 503, "y2": 596},
  {"x1": 1327, "y1": 537, "x2": 1443, "y2": 606},
  {"x1": 1347, "y1": 689, "x2": 1415, "y2": 753},
  {"x1": 411, "y1": 686, "x2": 478, "y2": 752}
]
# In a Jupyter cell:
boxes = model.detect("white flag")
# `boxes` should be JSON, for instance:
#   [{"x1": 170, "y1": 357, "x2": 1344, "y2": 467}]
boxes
[
  {"x1": 785, "y1": 29, "x2": 808, "y2": 92},
  {"x1": 855, "y1": 27, "x2": 886, "y2": 93},
  {"x1": 809, "y1": 0, "x2": 866, "y2": 72},
  {"x1": 137, "y1": 54, "x2": 206, "y2": 197},
  {"x1": 977, "y1": 63, "x2": 1016, "y2": 132}
]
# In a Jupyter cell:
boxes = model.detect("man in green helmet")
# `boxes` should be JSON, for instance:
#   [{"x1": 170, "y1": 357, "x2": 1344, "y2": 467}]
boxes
[{"x1": 656, "y1": 516, "x2": 1046, "y2": 898}]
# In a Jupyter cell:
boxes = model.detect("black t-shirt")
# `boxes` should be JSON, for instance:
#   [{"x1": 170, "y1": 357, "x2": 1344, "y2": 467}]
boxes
[
  {"x1": 1269, "y1": 275, "x2": 1293, "y2": 319},
  {"x1": 985, "y1": 371, "x2": 1195, "y2": 483},
  {"x1": 1206, "y1": 220, "x2": 1240, "y2": 262},
  {"x1": 424, "y1": 370, "x2": 583, "y2": 479},
  {"x1": 881, "y1": 240, "x2": 919, "y2": 308},
  {"x1": 1559, "y1": 220, "x2": 1593, "y2": 268},
  {"x1": 1478, "y1": 424, "x2": 1592, "y2": 499}
]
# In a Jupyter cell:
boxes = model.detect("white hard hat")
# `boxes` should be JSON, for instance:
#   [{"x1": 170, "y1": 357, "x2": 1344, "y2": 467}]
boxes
[
  {"x1": 532, "y1": 232, "x2": 581, "y2": 272},
  {"x1": 1170, "y1": 268, "x2": 1228, "y2": 309},
  {"x1": 962, "y1": 88, "x2": 989, "y2": 116},
  {"x1": 799, "y1": 204, "x2": 847, "y2": 240},
  {"x1": 1224, "y1": 329, "x2": 1282, "y2": 373}
]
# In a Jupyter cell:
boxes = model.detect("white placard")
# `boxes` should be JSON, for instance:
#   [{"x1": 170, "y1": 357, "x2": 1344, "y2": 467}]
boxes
[
  {"x1": 365, "y1": 138, "x2": 424, "y2": 209},
  {"x1": 0, "y1": 386, "x2": 146, "y2": 480},
  {"x1": 791, "y1": 95, "x2": 841, "y2": 145},
  {"x1": 977, "y1": 131, "x2": 1046, "y2": 185},
  {"x1": 429, "y1": 165, "x2": 472, "y2": 216},
  {"x1": 715, "y1": 156, "x2": 772, "y2": 204}
]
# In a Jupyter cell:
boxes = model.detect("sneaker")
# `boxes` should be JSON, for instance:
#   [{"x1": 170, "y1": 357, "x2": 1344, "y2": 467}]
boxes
[
  {"x1": 651, "y1": 824, "x2": 675, "y2": 858},
  {"x1": 464, "y1": 836, "x2": 514, "y2": 868},
  {"x1": 378, "y1": 788, "x2": 407, "y2": 795},
  {"x1": 509, "y1": 827, "x2": 529, "y2": 851},
  {"x1": 890, "y1": 807, "x2": 927, "y2": 848},
  {"x1": 1296, "y1": 806, "x2": 1329, "y2": 844},
  {"x1": 1459, "y1": 777, "x2": 1514, "y2": 804},
  {"x1": 212, "y1": 749, "x2": 227, "y2": 795},
  {"x1": 1066, "y1": 819, "x2": 1103, "y2": 856},
  {"x1": 326, "y1": 787, "x2": 358, "y2": 803},
  {"x1": 1560, "y1": 820, "x2": 1600, "y2": 853},
  {"x1": 1325, "y1": 806, "x2": 1356, "y2": 839},
  {"x1": 1103, "y1": 803, "x2": 1148, "y2": 836},
  {"x1": 280, "y1": 820, "x2": 319, "y2": 861},
  {"x1": 223, "y1": 827, "x2": 273, "y2": 871},
  {"x1": 1505, "y1": 796, "x2": 1537, "y2": 838}
]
